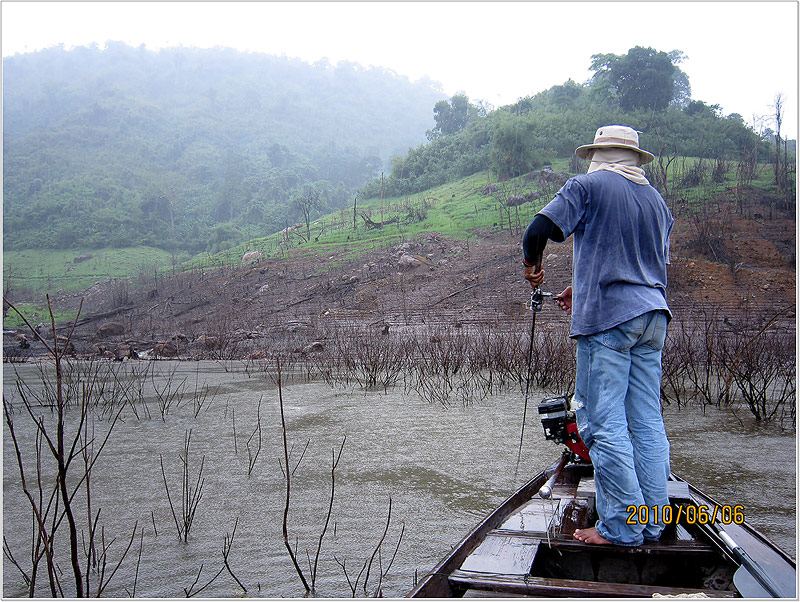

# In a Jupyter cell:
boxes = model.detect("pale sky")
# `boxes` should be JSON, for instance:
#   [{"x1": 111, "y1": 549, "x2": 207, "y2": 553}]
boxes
[{"x1": 1, "y1": 1, "x2": 797, "y2": 136}]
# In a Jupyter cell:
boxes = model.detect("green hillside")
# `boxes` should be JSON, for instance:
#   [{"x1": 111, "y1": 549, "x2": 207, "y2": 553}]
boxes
[{"x1": 181, "y1": 152, "x2": 788, "y2": 274}]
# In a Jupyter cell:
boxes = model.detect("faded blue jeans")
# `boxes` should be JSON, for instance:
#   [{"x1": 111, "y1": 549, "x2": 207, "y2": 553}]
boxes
[{"x1": 572, "y1": 310, "x2": 671, "y2": 546}]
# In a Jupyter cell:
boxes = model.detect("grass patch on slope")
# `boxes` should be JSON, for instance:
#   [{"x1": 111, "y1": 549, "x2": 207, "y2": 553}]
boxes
[
  {"x1": 188, "y1": 167, "x2": 567, "y2": 272},
  {"x1": 4, "y1": 247, "x2": 184, "y2": 297},
  {"x1": 3, "y1": 247, "x2": 185, "y2": 328},
  {"x1": 4, "y1": 301, "x2": 81, "y2": 330}
]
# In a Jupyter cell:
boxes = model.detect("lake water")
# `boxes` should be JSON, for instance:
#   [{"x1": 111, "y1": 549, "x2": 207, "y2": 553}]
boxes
[{"x1": 2, "y1": 361, "x2": 795, "y2": 597}]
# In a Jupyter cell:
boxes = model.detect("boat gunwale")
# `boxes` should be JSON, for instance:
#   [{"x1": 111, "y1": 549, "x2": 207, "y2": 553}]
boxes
[{"x1": 673, "y1": 472, "x2": 797, "y2": 568}]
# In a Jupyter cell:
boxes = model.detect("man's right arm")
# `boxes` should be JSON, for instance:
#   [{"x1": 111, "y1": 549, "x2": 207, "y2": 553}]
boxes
[
  {"x1": 522, "y1": 213, "x2": 565, "y2": 268},
  {"x1": 522, "y1": 213, "x2": 565, "y2": 289}
]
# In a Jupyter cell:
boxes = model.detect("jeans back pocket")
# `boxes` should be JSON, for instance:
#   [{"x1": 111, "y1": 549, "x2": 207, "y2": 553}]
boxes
[
  {"x1": 643, "y1": 311, "x2": 668, "y2": 351},
  {"x1": 600, "y1": 315, "x2": 644, "y2": 352}
]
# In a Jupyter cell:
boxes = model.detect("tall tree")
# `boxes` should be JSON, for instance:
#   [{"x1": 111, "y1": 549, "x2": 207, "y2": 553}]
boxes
[
  {"x1": 427, "y1": 94, "x2": 473, "y2": 139},
  {"x1": 590, "y1": 46, "x2": 682, "y2": 112}
]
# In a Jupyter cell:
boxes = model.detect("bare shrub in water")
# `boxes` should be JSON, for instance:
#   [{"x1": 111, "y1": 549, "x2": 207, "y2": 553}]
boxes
[
  {"x1": 660, "y1": 303, "x2": 796, "y2": 426},
  {"x1": 351, "y1": 327, "x2": 409, "y2": 390},
  {"x1": 410, "y1": 328, "x2": 478, "y2": 407},
  {"x1": 531, "y1": 322, "x2": 576, "y2": 395},
  {"x1": 3, "y1": 296, "x2": 139, "y2": 597},
  {"x1": 303, "y1": 317, "x2": 578, "y2": 406},
  {"x1": 716, "y1": 306, "x2": 797, "y2": 427},
  {"x1": 468, "y1": 323, "x2": 508, "y2": 395},
  {"x1": 310, "y1": 325, "x2": 408, "y2": 391},
  {"x1": 671, "y1": 308, "x2": 727, "y2": 407},
  {"x1": 727, "y1": 328, "x2": 796, "y2": 427},
  {"x1": 151, "y1": 363, "x2": 190, "y2": 420},
  {"x1": 661, "y1": 326, "x2": 693, "y2": 407},
  {"x1": 246, "y1": 396, "x2": 263, "y2": 476},
  {"x1": 182, "y1": 518, "x2": 247, "y2": 597},
  {"x1": 295, "y1": 305, "x2": 794, "y2": 427}
]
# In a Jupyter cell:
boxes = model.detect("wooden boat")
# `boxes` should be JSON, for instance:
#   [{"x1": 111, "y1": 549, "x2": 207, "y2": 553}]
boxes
[{"x1": 409, "y1": 451, "x2": 796, "y2": 598}]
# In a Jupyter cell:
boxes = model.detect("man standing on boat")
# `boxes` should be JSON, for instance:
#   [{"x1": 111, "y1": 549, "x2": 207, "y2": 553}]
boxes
[{"x1": 521, "y1": 125, "x2": 673, "y2": 547}]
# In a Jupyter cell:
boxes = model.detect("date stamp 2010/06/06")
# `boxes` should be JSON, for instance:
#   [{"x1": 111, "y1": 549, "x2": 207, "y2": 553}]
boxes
[{"x1": 626, "y1": 504, "x2": 744, "y2": 526}]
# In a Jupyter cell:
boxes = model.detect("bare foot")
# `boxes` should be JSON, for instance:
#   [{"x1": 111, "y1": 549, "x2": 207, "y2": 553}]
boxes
[{"x1": 573, "y1": 527, "x2": 612, "y2": 545}]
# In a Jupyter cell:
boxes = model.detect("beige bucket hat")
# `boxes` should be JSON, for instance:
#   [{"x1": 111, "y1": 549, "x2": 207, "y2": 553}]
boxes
[{"x1": 575, "y1": 125, "x2": 655, "y2": 164}]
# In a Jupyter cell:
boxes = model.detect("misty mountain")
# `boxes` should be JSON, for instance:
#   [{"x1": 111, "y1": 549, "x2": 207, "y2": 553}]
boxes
[{"x1": 3, "y1": 42, "x2": 445, "y2": 253}]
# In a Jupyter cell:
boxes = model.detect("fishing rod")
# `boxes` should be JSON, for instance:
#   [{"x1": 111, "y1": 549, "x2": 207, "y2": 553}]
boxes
[{"x1": 513, "y1": 283, "x2": 554, "y2": 484}]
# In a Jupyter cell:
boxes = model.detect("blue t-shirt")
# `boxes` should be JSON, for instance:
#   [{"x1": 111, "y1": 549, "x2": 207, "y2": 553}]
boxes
[{"x1": 539, "y1": 170, "x2": 673, "y2": 337}]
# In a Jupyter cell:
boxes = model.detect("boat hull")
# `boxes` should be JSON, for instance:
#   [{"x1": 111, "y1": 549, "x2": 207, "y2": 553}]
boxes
[{"x1": 409, "y1": 453, "x2": 796, "y2": 598}]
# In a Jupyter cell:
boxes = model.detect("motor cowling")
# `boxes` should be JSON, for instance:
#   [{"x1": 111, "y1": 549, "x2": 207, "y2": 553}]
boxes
[{"x1": 537, "y1": 395, "x2": 591, "y2": 462}]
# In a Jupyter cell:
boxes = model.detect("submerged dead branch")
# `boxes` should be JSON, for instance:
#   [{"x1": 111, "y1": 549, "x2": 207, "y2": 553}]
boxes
[
  {"x1": 246, "y1": 396, "x2": 263, "y2": 476},
  {"x1": 160, "y1": 429, "x2": 205, "y2": 542},
  {"x1": 334, "y1": 495, "x2": 405, "y2": 598},
  {"x1": 310, "y1": 435, "x2": 347, "y2": 592},
  {"x1": 277, "y1": 357, "x2": 312, "y2": 593}
]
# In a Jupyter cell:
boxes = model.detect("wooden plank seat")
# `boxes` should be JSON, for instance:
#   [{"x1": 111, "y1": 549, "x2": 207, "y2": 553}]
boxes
[
  {"x1": 473, "y1": 529, "x2": 716, "y2": 556},
  {"x1": 459, "y1": 534, "x2": 540, "y2": 575},
  {"x1": 574, "y1": 478, "x2": 693, "y2": 503},
  {"x1": 449, "y1": 570, "x2": 737, "y2": 598},
  {"x1": 545, "y1": 536, "x2": 717, "y2": 556}
]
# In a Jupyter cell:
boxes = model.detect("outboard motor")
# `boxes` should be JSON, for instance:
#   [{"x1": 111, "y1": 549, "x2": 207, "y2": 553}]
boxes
[{"x1": 537, "y1": 395, "x2": 591, "y2": 462}]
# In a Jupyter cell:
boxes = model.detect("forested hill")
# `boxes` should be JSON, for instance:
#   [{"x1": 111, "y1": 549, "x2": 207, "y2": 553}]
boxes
[
  {"x1": 3, "y1": 43, "x2": 445, "y2": 253},
  {"x1": 359, "y1": 46, "x2": 794, "y2": 201}
]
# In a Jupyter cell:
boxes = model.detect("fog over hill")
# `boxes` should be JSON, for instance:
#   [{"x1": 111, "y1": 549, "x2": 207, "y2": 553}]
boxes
[{"x1": 3, "y1": 43, "x2": 445, "y2": 253}]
